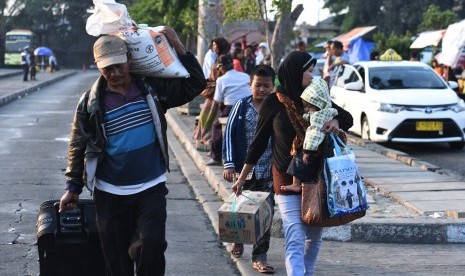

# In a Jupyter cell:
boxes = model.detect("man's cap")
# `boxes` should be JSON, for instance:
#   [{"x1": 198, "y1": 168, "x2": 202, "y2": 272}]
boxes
[
  {"x1": 217, "y1": 54, "x2": 233, "y2": 66},
  {"x1": 93, "y1": 35, "x2": 128, "y2": 69}
]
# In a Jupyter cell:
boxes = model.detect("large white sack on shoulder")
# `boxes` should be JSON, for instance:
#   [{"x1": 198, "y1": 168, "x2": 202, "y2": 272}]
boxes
[
  {"x1": 86, "y1": 0, "x2": 133, "y2": 37},
  {"x1": 119, "y1": 27, "x2": 189, "y2": 78}
]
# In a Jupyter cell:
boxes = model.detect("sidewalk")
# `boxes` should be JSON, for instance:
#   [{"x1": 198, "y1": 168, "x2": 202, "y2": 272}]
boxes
[
  {"x1": 0, "y1": 69, "x2": 77, "y2": 107},
  {"x1": 166, "y1": 107, "x2": 465, "y2": 244}
]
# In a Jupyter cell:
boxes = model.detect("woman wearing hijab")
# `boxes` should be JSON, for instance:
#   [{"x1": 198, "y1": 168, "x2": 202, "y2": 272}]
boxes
[{"x1": 232, "y1": 51, "x2": 353, "y2": 275}]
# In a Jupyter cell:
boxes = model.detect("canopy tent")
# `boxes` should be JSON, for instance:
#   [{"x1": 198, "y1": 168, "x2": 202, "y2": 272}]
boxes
[
  {"x1": 437, "y1": 19, "x2": 465, "y2": 67},
  {"x1": 348, "y1": 37, "x2": 376, "y2": 63},
  {"x1": 315, "y1": 26, "x2": 377, "y2": 50},
  {"x1": 410, "y1": 30, "x2": 445, "y2": 49},
  {"x1": 315, "y1": 26, "x2": 377, "y2": 62}
]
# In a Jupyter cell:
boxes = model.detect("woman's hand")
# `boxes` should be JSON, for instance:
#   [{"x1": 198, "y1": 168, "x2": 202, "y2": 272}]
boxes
[
  {"x1": 232, "y1": 178, "x2": 246, "y2": 196},
  {"x1": 322, "y1": 119, "x2": 340, "y2": 135}
]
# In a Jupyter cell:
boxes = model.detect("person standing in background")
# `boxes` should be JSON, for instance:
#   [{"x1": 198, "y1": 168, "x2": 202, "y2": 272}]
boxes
[
  {"x1": 328, "y1": 40, "x2": 350, "y2": 89},
  {"x1": 205, "y1": 54, "x2": 251, "y2": 165},
  {"x1": 21, "y1": 47, "x2": 30, "y2": 81},
  {"x1": 193, "y1": 37, "x2": 231, "y2": 149},
  {"x1": 49, "y1": 54, "x2": 58, "y2": 72},
  {"x1": 321, "y1": 40, "x2": 333, "y2": 86},
  {"x1": 30, "y1": 52, "x2": 37, "y2": 81}
]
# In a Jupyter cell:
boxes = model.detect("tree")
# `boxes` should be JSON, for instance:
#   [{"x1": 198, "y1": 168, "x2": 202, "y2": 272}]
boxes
[
  {"x1": 128, "y1": 0, "x2": 198, "y2": 51},
  {"x1": 418, "y1": 5, "x2": 456, "y2": 32},
  {"x1": 223, "y1": 0, "x2": 304, "y2": 69},
  {"x1": 373, "y1": 31, "x2": 413, "y2": 60},
  {"x1": 322, "y1": 0, "x2": 462, "y2": 35}
]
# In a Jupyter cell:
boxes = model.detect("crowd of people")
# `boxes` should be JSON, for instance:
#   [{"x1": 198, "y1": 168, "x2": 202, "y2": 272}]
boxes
[{"x1": 56, "y1": 25, "x2": 465, "y2": 275}]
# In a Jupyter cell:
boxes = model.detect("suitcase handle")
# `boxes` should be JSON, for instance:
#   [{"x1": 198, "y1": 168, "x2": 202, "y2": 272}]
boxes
[{"x1": 53, "y1": 202, "x2": 89, "y2": 241}]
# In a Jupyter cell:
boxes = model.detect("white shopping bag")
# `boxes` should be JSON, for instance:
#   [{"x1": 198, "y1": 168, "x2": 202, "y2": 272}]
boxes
[
  {"x1": 86, "y1": 0, "x2": 133, "y2": 36},
  {"x1": 324, "y1": 133, "x2": 368, "y2": 217}
]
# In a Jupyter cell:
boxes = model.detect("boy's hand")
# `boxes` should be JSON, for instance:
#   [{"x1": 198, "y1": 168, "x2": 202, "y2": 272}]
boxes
[{"x1": 223, "y1": 168, "x2": 235, "y2": 182}]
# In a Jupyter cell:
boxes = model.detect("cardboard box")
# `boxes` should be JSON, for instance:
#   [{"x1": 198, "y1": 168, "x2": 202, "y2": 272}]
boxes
[{"x1": 218, "y1": 191, "x2": 273, "y2": 244}]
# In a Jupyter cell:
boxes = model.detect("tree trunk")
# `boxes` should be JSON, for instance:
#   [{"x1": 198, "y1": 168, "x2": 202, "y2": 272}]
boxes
[
  {"x1": 197, "y1": 0, "x2": 223, "y2": 66},
  {"x1": 270, "y1": 3, "x2": 304, "y2": 70}
]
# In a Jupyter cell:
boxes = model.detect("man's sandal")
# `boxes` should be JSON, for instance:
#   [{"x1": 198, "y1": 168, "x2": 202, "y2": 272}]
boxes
[
  {"x1": 227, "y1": 243, "x2": 244, "y2": 258},
  {"x1": 252, "y1": 261, "x2": 275, "y2": 274}
]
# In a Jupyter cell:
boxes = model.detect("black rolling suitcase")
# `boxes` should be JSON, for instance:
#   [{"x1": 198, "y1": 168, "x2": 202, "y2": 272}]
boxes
[{"x1": 37, "y1": 199, "x2": 106, "y2": 276}]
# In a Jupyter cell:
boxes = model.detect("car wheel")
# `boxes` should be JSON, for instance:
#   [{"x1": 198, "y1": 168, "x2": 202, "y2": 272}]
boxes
[
  {"x1": 448, "y1": 142, "x2": 465, "y2": 150},
  {"x1": 361, "y1": 117, "x2": 370, "y2": 140}
]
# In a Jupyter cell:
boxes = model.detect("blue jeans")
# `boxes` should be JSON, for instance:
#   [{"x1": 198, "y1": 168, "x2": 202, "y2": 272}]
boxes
[{"x1": 276, "y1": 194, "x2": 323, "y2": 276}]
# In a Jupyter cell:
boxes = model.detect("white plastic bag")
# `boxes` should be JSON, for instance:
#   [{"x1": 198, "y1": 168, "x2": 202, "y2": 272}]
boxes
[
  {"x1": 118, "y1": 26, "x2": 189, "y2": 78},
  {"x1": 86, "y1": 0, "x2": 133, "y2": 37}
]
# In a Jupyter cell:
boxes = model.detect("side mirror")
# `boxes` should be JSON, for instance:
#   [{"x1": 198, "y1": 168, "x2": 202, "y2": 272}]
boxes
[{"x1": 344, "y1": 81, "x2": 363, "y2": 91}]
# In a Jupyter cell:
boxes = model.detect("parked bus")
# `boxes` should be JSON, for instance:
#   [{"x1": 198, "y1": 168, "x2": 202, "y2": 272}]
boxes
[{"x1": 5, "y1": 29, "x2": 36, "y2": 66}]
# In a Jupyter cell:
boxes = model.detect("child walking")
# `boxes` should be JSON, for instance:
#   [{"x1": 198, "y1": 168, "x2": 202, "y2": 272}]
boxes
[{"x1": 282, "y1": 78, "x2": 338, "y2": 192}]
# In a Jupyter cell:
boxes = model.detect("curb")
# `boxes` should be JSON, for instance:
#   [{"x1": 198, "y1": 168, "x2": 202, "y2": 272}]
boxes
[
  {"x1": 0, "y1": 70, "x2": 77, "y2": 108},
  {"x1": 166, "y1": 109, "x2": 465, "y2": 244}
]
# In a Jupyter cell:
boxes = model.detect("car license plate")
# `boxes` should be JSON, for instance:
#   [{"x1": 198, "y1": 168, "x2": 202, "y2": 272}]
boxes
[{"x1": 416, "y1": 121, "x2": 443, "y2": 131}]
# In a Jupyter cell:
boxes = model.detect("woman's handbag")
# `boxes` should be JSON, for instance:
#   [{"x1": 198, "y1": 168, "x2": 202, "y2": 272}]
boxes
[{"x1": 301, "y1": 133, "x2": 367, "y2": 227}]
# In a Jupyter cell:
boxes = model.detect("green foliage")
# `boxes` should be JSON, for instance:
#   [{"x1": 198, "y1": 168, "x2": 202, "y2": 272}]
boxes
[
  {"x1": 223, "y1": 0, "x2": 262, "y2": 23},
  {"x1": 373, "y1": 31, "x2": 413, "y2": 60},
  {"x1": 322, "y1": 0, "x2": 463, "y2": 36},
  {"x1": 128, "y1": 0, "x2": 197, "y2": 37},
  {"x1": 418, "y1": 4, "x2": 456, "y2": 32}
]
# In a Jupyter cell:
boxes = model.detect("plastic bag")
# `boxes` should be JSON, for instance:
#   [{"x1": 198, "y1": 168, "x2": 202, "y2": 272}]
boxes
[
  {"x1": 86, "y1": 0, "x2": 133, "y2": 36},
  {"x1": 323, "y1": 133, "x2": 369, "y2": 217},
  {"x1": 118, "y1": 26, "x2": 189, "y2": 78}
]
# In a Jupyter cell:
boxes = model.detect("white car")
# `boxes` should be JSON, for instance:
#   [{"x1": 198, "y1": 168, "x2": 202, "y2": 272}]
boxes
[{"x1": 330, "y1": 61, "x2": 465, "y2": 149}]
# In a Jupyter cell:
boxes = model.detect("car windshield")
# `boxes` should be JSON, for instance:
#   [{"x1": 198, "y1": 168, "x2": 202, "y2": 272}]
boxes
[{"x1": 368, "y1": 66, "x2": 447, "y2": 90}]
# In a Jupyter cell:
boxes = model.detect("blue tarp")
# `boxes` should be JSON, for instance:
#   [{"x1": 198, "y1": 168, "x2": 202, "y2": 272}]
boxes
[{"x1": 348, "y1": 37, "x2": 375, "y2": 63}]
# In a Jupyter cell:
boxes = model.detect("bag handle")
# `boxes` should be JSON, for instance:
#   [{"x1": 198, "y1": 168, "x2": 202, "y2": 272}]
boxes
[{"x1": 329, "y1": 132, "x2": 353, "y2": 157}]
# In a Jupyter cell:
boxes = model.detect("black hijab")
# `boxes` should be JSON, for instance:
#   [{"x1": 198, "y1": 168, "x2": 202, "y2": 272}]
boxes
[{"x1": 277, "y1": 51, "x2": 316, "y2": 111}]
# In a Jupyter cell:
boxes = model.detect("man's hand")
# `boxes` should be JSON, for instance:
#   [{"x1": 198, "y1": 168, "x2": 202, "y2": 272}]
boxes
[
  {"x1": 223, "y1": 168, "x2": 235, "y2": 182},
  {"x1": 58, "y1": 191, "x2": 79, "y2": 213},
  {"x1": 159, "y1": 26, "x2": 186, "y2": 55},
  {"x1": 322, "y1": 119, "x2": 340, "y2": 135}
]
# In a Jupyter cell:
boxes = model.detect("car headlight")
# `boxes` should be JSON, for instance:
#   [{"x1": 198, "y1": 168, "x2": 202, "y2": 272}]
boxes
[
  {"x1": 378, "y1": 103, "x2": 403, "y2": 113},
  {"x1": 451, "y1": 99, "x2": 465, "y2": 113}
]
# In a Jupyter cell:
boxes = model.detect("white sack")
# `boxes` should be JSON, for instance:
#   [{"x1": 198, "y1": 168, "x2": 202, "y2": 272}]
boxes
[
  {"x1": 86, "y1": 0, "x2": 133, "y2": 37},
  {"x1": 118, "y1": 27, "x2": 189, "y2": 78},
  {"x1": 437, "y1": 20, "x2": 465, "y2": 67}
]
